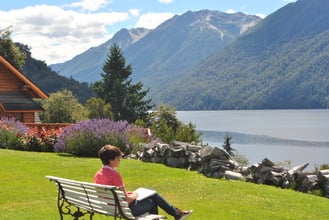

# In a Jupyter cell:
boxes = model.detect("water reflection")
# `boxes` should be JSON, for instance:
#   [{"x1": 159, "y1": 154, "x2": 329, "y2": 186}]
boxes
[{"x1": 200, "y1": 130, "x2": 329, "y2": 170}]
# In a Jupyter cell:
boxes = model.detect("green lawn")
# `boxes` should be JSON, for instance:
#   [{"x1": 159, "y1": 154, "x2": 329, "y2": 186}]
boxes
[{"x1": 1, "y1": 149, "x2": 329, "y2": 219}]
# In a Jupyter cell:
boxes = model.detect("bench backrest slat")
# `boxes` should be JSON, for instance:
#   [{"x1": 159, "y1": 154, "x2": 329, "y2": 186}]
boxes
[{"x1": 46, "y1": 175, "x2": 135, "y2": 219}]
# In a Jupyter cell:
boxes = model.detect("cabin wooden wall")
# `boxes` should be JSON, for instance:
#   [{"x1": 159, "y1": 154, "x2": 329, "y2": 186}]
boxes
[
  {"x1": 23, "y1": 112, "x2": 35, "y2": 123},
  {"x1": 0, "y1": 111, "x2": 36, "y2": 123}
]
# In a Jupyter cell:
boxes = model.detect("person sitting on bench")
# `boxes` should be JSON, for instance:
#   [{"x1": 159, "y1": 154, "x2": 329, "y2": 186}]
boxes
[{"x1": 94, "y1": 145, "x2": 193, "y2": 220}]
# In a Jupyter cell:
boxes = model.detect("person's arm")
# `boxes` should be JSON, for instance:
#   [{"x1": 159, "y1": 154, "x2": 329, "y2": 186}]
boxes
[{"x1": 122, "y1": 187, "x2": 138, "y2": 204}]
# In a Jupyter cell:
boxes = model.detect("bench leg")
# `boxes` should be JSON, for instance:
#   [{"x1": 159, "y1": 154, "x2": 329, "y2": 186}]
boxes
[{"x1": 57, "y1": 191, "x2": 94, "y2": 220}]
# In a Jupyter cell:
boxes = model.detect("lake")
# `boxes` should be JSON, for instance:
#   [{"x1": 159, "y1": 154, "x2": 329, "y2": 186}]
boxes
[{"x1": 176, "y1": 109, "x2": 329, "y2": 170}]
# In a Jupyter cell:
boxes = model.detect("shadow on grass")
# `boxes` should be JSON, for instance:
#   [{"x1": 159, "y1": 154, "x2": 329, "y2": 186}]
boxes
[{"x1": 57, "y1": 152, "x2": 76, "y2": 157}]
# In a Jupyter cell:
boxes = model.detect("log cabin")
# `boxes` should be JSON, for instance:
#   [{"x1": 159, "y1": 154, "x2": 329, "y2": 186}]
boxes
[{"x1": 0, "y1": 56, "x2": 48, "y2": 123}]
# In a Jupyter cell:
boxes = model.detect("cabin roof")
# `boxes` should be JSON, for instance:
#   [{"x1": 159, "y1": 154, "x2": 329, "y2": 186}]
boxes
[{"x1": 0, "y1": 92, "x2": 44, "y2": 112}]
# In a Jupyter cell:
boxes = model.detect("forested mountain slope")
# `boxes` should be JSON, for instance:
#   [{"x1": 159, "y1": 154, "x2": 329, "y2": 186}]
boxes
[
  {"x1": 156, "y1": 0, "x2": 329, "y2": 110},
  {"x1": 22, "y1": 46, "x2": 95, "y2": 103}
]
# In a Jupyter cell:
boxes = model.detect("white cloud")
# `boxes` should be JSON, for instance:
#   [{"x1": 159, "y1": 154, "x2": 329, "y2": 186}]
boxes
[
  {"x1": 225, "y1": 9, "x2": 265, "y2": 19},
  {"x1": 158, "y1": 0, "x2": 174, "y2": 4},
  {"x1": 135, "y1": 12, "x2": 174, "y2": 29},
  {"x1": 0, "y1": 4, "x2": 129, "y2": 64},
  {"x1": 226, "y1": 9, "x2": 236, "y2": 14},
  {"x1": 129, "y1": 8, "x2": 140, "y2": 17},
  {"x1": 255, "y1": 13, "x2": 266, "y2": 19},
  {"x1": 0, "y1": 4, "x2": 174, "y2": 64},
  {"x1": 69, "y1": 0, "x2": 110, "y2": 11}
]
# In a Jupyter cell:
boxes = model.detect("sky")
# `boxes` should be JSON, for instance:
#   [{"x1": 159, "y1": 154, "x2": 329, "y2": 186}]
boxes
[{"x1": 0, "y1": 0, "x2": 296, "y2": 65}]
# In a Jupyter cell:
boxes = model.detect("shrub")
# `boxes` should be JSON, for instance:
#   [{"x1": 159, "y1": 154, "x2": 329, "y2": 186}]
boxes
[
  {"x1": 146, "y1": 104, "x2": 201, "y2": 144},
  {"x1": 0, "y1": 117, "x2": 28, "y2": 150},
  {"x1": 21, "y1": 127, "x2": 61, "y2": 152},
  {"x1": 175, "y1": 122, "x2": 201, "y2": 143},
  {"x1": 54, "y1": 119, "x2": 147, "y2": 157}
]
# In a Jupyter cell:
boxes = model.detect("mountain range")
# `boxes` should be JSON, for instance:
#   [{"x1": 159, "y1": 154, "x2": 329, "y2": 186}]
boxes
[
  {"x1": 49, "y1": 0, "x2": 329, "y2": 110},
  {"x1": 50, "y1": 27, "x2": 151, "y2": 83},
  {"x1": 50, "y1": 10, "x2": 261, "y2": 95},
  {"x1": 159, "y1": 0, "x2": 329, "y2": 110}
]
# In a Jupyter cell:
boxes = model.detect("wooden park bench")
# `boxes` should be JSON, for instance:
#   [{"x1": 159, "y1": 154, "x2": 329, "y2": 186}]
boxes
[{"x1": 46, "y1": 176, "x2": 166, "y2": 220}]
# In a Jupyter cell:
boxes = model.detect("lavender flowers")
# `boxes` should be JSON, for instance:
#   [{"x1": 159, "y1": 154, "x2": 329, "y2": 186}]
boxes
[{"x1": 54, "y1": 119, "x2": 147, "y2": 157}]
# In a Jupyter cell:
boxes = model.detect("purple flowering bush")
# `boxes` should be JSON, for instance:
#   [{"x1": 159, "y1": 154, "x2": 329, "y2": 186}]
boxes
[
  {"x1": 54, "y1": 119, "x2": 148, "y2": 157},
  {"x1": 0, "y1": 117, "x2": 28, "y2": 150}
]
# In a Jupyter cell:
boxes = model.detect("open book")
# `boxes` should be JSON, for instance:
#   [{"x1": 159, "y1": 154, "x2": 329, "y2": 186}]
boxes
[{"x1": 133, "y1": 187, "x2": 157, "y2": 201}]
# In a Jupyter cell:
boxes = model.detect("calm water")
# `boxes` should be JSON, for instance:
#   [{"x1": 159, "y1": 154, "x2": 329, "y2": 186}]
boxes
[{"x1": 176, "y1": 109, "x2": 329, "y2": 170}]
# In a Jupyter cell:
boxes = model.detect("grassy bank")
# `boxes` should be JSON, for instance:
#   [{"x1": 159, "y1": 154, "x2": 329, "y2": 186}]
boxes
[{"x1": 1, "y1": 149, "x2": 329, "y2": 219}]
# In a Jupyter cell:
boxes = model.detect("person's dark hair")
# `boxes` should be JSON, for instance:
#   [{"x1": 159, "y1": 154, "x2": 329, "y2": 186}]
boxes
[{"x1": 98, "y1": 145, "x2": 122, "y2": 165}]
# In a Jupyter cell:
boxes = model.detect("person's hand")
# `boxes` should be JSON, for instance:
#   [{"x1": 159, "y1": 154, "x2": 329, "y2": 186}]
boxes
[{"x1": 126, "y1": 191, "x2": 138, "y2": 204}]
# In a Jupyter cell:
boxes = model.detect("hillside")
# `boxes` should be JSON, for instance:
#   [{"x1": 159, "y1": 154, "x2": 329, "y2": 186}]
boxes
[
  {"x1": 21, "y1": 45, "x2": 95, "y2": 103},
  {"x1": 156, "y1": 0, "x2": 329, "y2": 109},
  {"x1": 2, "y1": 149, "x2": 329, "y2": 219},
  {"x1": 50, "y1": 10, "x2": 261, "y2": 89}
]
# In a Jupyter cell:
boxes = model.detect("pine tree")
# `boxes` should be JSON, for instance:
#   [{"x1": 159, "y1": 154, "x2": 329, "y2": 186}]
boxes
[
  {"x1": 93, "y1": 44, "x2": 153, "y2": 123},
  {"x1": 222, "y1": 133, "x2": 235, "y2": 156}
]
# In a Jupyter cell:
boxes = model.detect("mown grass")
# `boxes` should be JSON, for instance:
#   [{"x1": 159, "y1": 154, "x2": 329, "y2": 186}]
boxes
[{"x1": 1, "y1": 149, "x2": 329, "y2": 219}]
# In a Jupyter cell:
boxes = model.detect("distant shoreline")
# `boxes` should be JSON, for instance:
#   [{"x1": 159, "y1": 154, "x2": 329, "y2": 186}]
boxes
[{"x1": 200, "y1": 130, "x2": 329, "y2": 147}]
